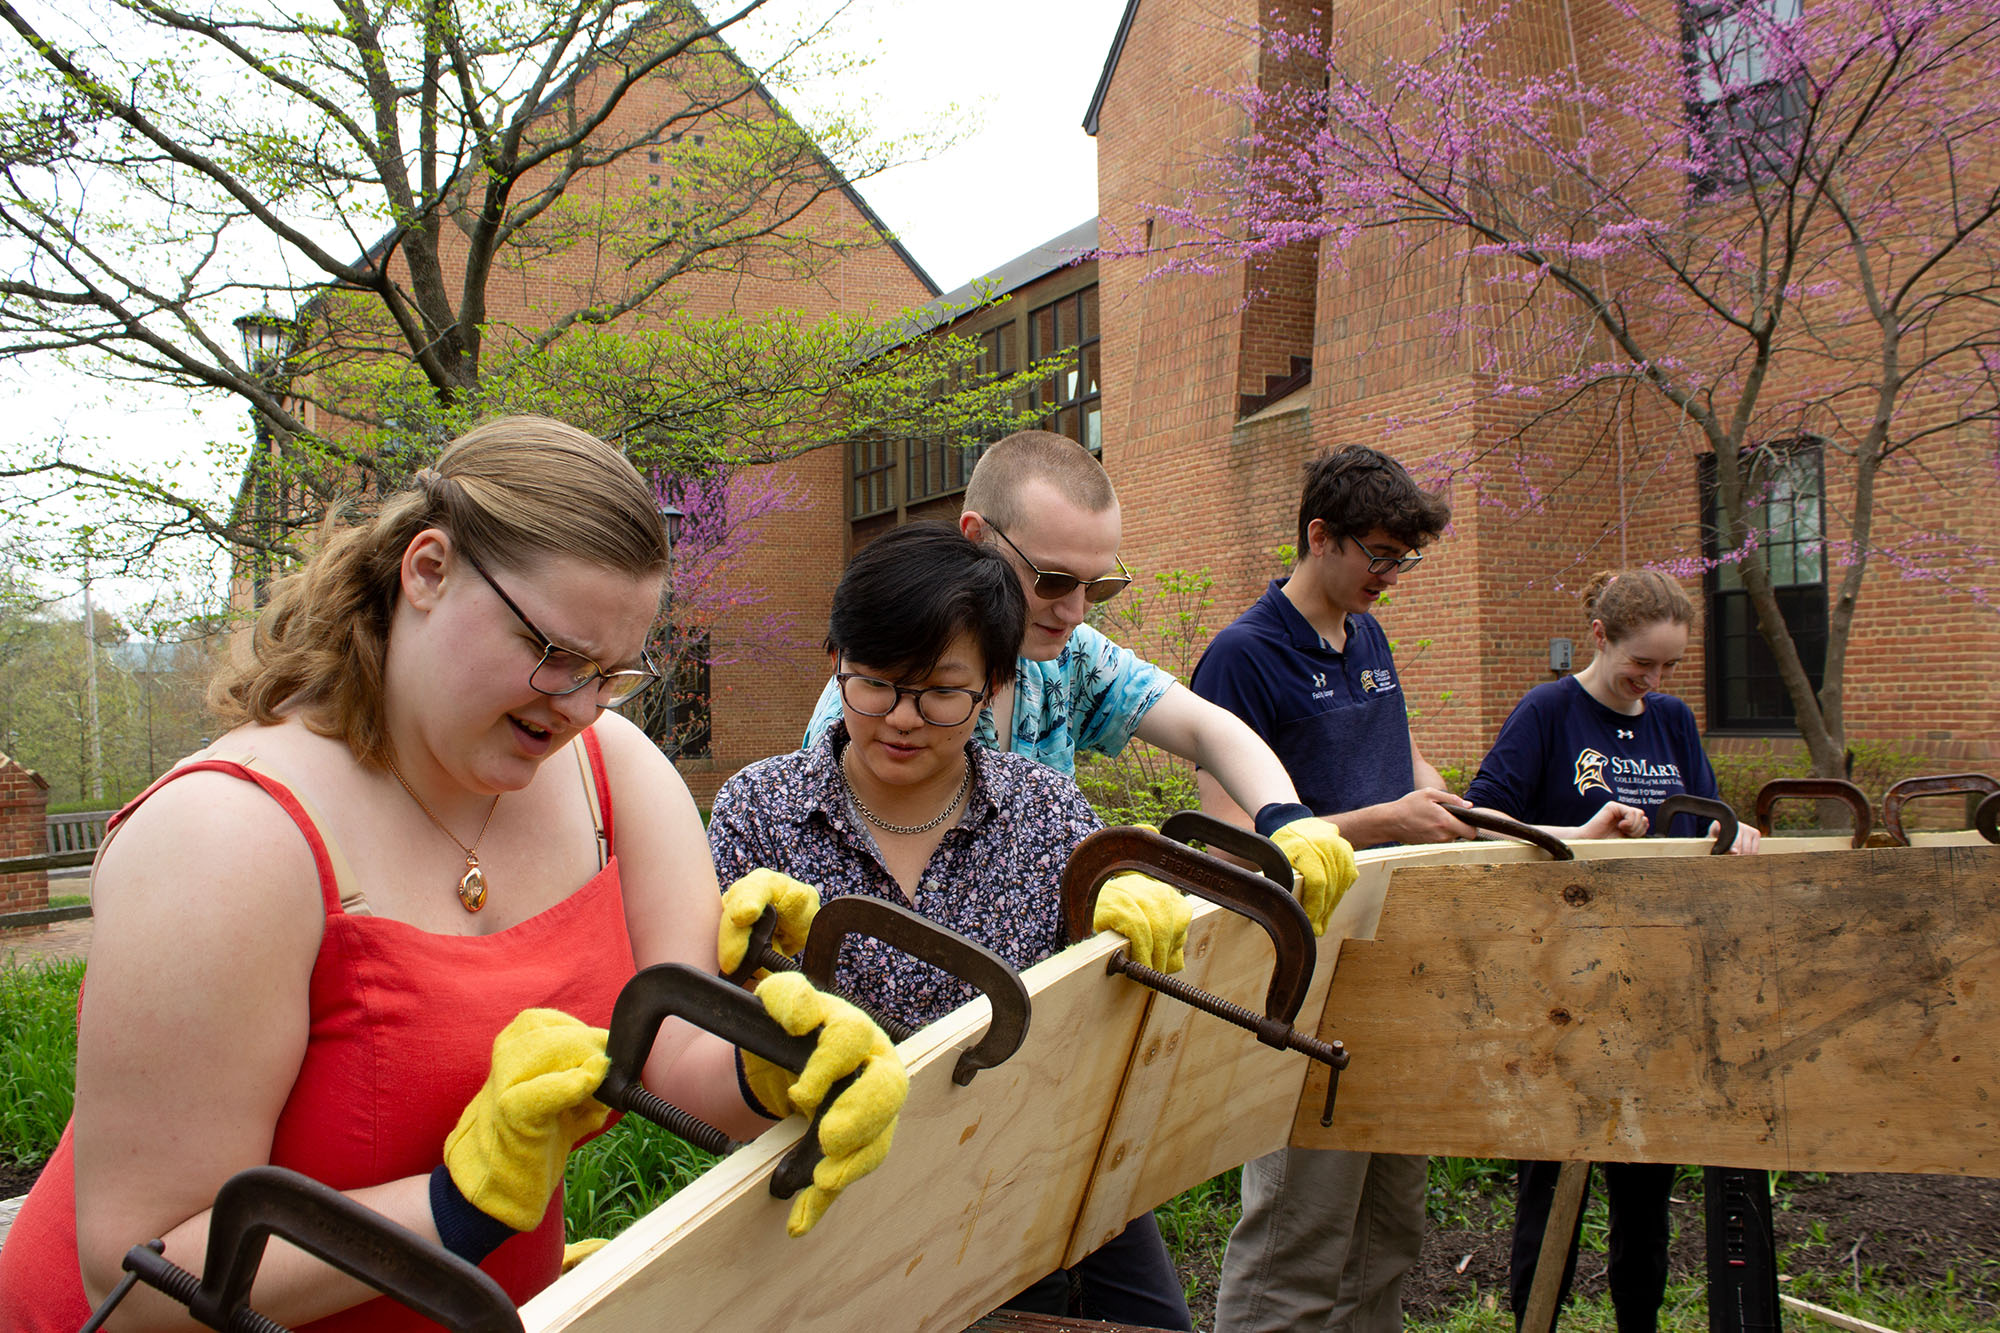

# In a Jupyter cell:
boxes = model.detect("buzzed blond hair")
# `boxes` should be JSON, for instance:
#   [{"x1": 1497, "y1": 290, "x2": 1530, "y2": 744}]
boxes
[{"x1": 963, "y1": 430, "x2": 1117, "y2": 532}]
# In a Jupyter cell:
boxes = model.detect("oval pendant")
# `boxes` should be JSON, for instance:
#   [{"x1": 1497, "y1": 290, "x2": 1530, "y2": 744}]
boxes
[{"x1": 458, "y1": 863, "x2": 488, "y2": 913}]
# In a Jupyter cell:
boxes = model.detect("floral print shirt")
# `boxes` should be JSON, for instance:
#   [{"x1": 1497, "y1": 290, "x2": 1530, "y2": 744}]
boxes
[
  {"x1": 802, "y1": 623, "x2": 1175, "y2": 777},
  {"x1": 708, "y1": 723, "x2": 1103, "y2": 1028}
]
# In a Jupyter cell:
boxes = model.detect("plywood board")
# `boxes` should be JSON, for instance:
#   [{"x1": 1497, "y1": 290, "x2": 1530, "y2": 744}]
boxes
[
  {"x1": 523, "y1": 931, "x2": 1164, "y2": 1333},
  {"x1": 1289, "y1": 839, "x2": 2000, "y2": 1176},
  {"x1": 523, "y1": 831, "x2": 1996, "y2": 1331}
]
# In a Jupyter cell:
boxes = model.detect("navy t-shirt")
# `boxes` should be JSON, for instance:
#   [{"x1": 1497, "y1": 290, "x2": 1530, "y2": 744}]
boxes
[
  {"x1": 1190, "y1": 581, "x2": 1415, "y2": 831},
  {"x1": 1463, "y1": 676, "x2": 1720, "y2": 838}
]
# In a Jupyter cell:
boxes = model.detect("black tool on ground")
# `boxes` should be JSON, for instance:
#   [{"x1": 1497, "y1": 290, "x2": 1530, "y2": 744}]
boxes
[
  {"x1": 598, "y1": 962, "x2": 853, "y2": 1201},
  {"x1": 801, "y1": 895, "x2": 1030, "y2": 1086},
  {"x1": 1753, "y1": 777, "x2": 1872, "y2": 846},
  {"x1": 1655, "y1": 795, "x2": 1740, "y2": 854},
  {"x1": 78, "y1": 1166, "x2": 521, "y2": 1333},
  {"x1": 1880, "y1": 772, "x2": 2000, "y2": 845},
  {"x1": 1445, "y1": 806, "x2": 1577, "y2": 859},
  {"x1": 1704, "y1": 1166, "x2": 1782, "y2": 1333},
  {"x1": 1061, "y1": 822, "x2": 1350, "y2": 1126}
]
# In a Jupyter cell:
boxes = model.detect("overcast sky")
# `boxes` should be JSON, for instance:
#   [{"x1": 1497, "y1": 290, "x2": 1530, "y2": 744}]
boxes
[{"x1": 5, "y1": 0, "x2": 1131, "y2": 617}]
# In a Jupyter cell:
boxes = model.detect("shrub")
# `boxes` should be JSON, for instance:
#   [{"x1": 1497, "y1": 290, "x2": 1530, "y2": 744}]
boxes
[{"x1": 0, "y1": 958, "x2": 84, "y2": 1165}]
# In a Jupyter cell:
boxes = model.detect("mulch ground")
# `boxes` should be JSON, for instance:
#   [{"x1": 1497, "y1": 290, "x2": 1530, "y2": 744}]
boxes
[
  {"x1": 1407, "y1": 1172, "x2": 2000, "y2": 1324},
  {"x1": 1178, "y1": 1171, "x2": 2000, "y2": 1329}
]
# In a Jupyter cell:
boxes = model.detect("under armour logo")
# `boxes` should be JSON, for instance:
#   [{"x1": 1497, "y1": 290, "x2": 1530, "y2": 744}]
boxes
[{"x1": 1617, "y1": 728, "x2": 1635, "y2": 740}]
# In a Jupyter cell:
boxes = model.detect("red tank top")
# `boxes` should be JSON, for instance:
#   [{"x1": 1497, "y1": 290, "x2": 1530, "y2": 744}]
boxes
[{"x1": 0, "y1": 730, "x2": 635, "y2": 1331}]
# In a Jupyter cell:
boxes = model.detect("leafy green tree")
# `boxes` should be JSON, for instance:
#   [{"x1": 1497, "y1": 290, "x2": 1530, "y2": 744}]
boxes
[{"x1": 0, "y1": 0, "x2": 1025, "y2": 572}]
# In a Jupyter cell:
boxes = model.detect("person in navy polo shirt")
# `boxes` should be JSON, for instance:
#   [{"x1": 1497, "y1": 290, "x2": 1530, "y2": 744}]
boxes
[
  {"x1": 1194, "y1": 447, "x2": 1643, "y2": 1333},
  {"x1": 1466, "y1": 567, "x2": 1757, "y2": 1333},
  {"x1": 1193, "y1": 445, "x2": 1463, "y2": 1333}
]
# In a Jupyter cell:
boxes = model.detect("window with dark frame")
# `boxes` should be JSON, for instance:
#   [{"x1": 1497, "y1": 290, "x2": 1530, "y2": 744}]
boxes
[
  {"x1": 1684, "y1": 0, "x2": 1806, "y2": 194},
  {"x1": 1699, "y1": 442, "x2": 1829, "y2": 731},
  {"x1": 906, "y1": 325, "x2": 1017, "y2": 505},
  {"x1": 1029, "y1": 286, "x2": 1101, "y2": 454},
  {"x1": 851, "y1": 432, "x2": 896, "y2": 519}
]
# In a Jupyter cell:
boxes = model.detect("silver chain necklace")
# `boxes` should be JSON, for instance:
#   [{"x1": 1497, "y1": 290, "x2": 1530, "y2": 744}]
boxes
[{"x1": 840, "y1": 746, "x2": 971, "y2": 836}]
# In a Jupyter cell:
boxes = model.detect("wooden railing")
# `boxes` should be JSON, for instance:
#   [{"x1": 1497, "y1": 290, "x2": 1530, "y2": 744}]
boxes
[{"x1": 45, "y1": 809, "x2": 113, "y2": 856}]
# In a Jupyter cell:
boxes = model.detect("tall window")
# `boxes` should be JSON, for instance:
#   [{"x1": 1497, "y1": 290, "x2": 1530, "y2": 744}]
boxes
[
  {"x1": 1029, "y1": 286, "x2": 1101, "y2": 453},
  {"x1": 1700, "y1": 442, "x2": 1828, "y2": 730},
  {"x1": 851, "y1": 432, "x2": 896, "y2": 519},
  {"x1": 907, "y1": 326, "x2": 1016, "y2": 505},
  {"x1": 1685, "y1": 0, "x2": 1805, "y2": 193}
]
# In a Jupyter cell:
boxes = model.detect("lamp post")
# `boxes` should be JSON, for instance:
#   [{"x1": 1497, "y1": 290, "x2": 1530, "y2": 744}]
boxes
[
  {"x1": 655, "y1": 499, "x2": 684, "y2": 756},
  {"x1": 233, "y1": 303, "x2": 294, "y2": 606}
]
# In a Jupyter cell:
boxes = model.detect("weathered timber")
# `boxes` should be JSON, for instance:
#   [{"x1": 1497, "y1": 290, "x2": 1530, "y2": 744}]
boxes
[{"x1": 1290, "y1": 837, "x2": 1998, "y2": 1175}]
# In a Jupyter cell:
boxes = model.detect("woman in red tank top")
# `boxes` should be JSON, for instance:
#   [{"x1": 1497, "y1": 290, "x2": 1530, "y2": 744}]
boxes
[{"x1": 0, "y1": 418, "x2": 902, "y2": 1330}]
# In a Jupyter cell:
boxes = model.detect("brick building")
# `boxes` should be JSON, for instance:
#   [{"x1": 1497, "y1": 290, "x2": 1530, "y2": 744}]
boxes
[
  {"x1": 246, "y1": 0, "x2": 1998, "y2": 797},
  {"x1": 1077, "y1": 0, "x2": 2000, "y2": 779}
]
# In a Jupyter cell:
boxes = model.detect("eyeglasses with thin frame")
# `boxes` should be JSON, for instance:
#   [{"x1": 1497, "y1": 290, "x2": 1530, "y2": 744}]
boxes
[
  {"x1": 835, "y1": 670, "x2": 988, "y2": 727},
  {"x1": 464, "y1": 552, "x2": 661, "y2": 709},
  {"x1": 1344, "y1": 537, "x2": 1424, "y2": 576},
  {"x1": 988, "y1": 525, "x2": 1133, "y2": 604}
]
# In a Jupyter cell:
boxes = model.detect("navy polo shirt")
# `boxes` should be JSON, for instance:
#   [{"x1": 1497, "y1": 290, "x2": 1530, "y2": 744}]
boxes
[
  {"x1": 1190, "y1": 581, "x2": 1415, "y2": 828},
  {"x1": 1463, "y1": 676, "x2": 1721, "y2": 838}
]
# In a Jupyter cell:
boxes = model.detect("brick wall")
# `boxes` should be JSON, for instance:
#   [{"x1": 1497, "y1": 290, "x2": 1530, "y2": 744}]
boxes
[
  {"x1": 0, "y1": 754, "x2": 51, "y2": 925},
  {"x1": 1095, "y1": 0, "x2": 1999, "y2": 786}
]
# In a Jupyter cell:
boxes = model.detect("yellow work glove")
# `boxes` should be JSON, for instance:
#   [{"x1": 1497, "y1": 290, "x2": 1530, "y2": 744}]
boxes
[
  {"x1": 1270, "y1": 816, "x2": 1358, "y2": 936},
  {"x1": 742, "y1": 972, "x2": 908, "y2": 1237},
  {"x1": 1092, "y1": 872, "x2": 1192, "y2": 973},
  {"x1": 562, "y1": 1238, "x2": 608, "y2": 1272},
  {"x1": 443, "y1": 1009, "x2": 611, "y2": 1232},
  {"x1": 718, "y1": 868, "x2": 822, "y2": 976}
]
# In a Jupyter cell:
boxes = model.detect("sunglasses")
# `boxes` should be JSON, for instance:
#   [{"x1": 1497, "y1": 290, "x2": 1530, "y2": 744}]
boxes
[
  {"x1": 989, "y1": 525, "x2": 1133, "y2": 604},
  {"x1": 464, "y1": 552, "x2": 661, "y2": 709}
]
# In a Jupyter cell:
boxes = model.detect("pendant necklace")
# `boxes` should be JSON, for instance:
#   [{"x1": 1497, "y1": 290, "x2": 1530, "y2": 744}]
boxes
[
  {"x1": 840, "y1": 747, "x2": 970, "y2": 837},
  {"x1": 385, "y1": 756, "x2": 502, "y2": 912}
]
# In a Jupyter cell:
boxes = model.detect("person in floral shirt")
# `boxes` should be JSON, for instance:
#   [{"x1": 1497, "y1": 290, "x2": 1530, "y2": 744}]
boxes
[{"x1": 711, "y1": 521, "x2": 1193, "y2": 1329}]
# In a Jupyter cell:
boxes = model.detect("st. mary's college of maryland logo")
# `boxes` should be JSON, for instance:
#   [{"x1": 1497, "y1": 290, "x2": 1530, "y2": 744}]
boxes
[{"x1": 1574, "y1": 748, "x2": 1613, "y2": 797}]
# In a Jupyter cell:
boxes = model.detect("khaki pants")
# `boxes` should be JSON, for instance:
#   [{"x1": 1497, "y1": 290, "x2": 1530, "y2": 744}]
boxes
[{"x1": 1213, "y1": 1147, "x2": 1427, "y2": 1333}]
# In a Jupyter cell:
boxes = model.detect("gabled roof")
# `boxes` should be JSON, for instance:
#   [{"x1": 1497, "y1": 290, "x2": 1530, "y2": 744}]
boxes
[
  {"x1": 892, "y1": 218, "x2": 1100, "y2": 344},
  {"x1": 1083, "y1": 0, "x2": 1144, "y2": 136}
]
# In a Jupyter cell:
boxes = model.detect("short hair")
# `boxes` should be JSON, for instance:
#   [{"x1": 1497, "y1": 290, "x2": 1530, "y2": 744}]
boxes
[
  {"x1": 1582, "y1": 569, "x2": 1697, "y2": 642},
  {"x1": 824, "y1": 522, "x2": 1026, "y2": 690},
  {"x1": 1297, "y1": 445, "x2": 1451, "y2": 554},
  {"x1": 962, "y1": 430, "x2": 1117, "y2": 532},
  {"x1": 210, "y1": 416, "x2": 669, "y2": 768}
]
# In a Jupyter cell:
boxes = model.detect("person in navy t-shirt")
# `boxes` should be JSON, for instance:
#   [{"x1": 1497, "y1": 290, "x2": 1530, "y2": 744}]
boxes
[{"x1": 1465, "y1": 567, "x2": 1758, "y2": 1333}]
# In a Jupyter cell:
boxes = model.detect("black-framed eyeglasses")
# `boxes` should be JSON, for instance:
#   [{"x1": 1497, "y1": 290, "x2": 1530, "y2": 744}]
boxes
[
  {"x1": 835, "y1": 671, "x2": 988, "y2": 727},
  {"x1": 988, "y1": 525, "x2": 1133, "y2": 604},
  {"x1": 1345, "y1": 537, "x2": 1424, "y2": 576},
  {"x1": 465, "y1": 552, "x2": 661, "y2": 709}
]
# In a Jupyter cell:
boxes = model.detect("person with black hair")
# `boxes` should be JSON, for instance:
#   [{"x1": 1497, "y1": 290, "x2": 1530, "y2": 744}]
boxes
[{"x1": 707, "y1": 521, "x2": 1195, "y2": 1329}]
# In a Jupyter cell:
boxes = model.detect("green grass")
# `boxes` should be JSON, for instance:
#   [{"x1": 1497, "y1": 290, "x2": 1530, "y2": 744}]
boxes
[
  {"x1": 563, "y1": 1114, "x2": 720, "y2": 1243},
  {"x1": 46, "y1": 894, "x2": 89, "y2": 910},
  {"x1": 0, "y1": 958, "x2": 83, "y2": 1165}
]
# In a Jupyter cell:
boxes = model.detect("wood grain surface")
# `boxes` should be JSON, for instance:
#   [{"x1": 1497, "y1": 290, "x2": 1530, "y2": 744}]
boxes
[
  {"x1": 522, "y1": 832, "x2": 1994, "y2": 1330},
  {"x1": 1290, "y1": 837, "x2": 1998, "y2": 1175}
]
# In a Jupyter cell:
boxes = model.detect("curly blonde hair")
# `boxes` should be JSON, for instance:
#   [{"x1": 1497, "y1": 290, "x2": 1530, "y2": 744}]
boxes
[{"x1": 209, "y1": 416, "x2": 669, "y2": 767}]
